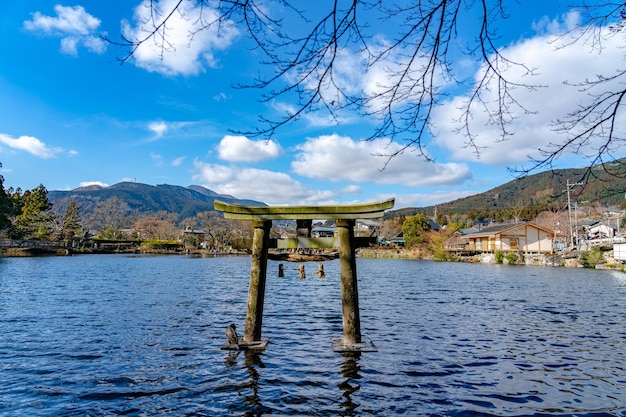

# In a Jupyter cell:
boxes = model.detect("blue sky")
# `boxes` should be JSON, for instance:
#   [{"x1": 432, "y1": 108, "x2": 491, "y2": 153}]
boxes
[{"x1": 1, "y1": 1, "x2": 624, "y2": 208}]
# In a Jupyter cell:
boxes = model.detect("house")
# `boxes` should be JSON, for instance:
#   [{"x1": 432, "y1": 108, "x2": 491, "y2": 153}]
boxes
[
  {"x1": 355, "y1": 219, "x2": 380, "y2": 236},
  {"x1": 181, "y1": 227, "x2": 206, "y2": 245},
  {"x1": 451, "y1": 222, "x2": 554, "y2": 254},
  {"x1": 311, "y1": 226, "x2": 337, "y2": 238},
  {"x1": 585, "y1": 222, "x2": 615, "y2": 240}
]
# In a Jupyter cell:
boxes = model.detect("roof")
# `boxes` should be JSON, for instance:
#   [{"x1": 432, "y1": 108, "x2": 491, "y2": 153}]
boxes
[
  {"x1": 457, "y1": 226, "x2": 480, "y2": 235},
  {"x1": 182, "y1": 228, "x2": 206, "y2": 234},
  {"x1": 312, "y1": 226, "x2": 337, "y2": 233},
  {"x1": 464, "y1": 222, "x2": 554, "y2": 238}
]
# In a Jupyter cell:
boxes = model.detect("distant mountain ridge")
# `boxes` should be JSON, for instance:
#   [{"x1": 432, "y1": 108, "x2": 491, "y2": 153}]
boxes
[
  {"x1": 389, "y1": 159, "x2": 626, "y2": 218},
  {"x1": 48, "y1": 159, "x2": 626, "y2": 227},
  {"x1": 48, "y1": 182, "x2": 264, "y2": 226}
]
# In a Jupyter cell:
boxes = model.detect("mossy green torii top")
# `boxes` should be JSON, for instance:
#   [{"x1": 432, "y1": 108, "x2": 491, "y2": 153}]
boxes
[{"x1": 213, "y1": 198, "x2": 395, "y2": 220}]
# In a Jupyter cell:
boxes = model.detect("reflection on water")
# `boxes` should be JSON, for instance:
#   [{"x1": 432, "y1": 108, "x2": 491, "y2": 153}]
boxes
[
  {"x1": 338, "y1": 353, "x2": 362, "y2": 415},
  {"x1": 242, "y1": 352, "x2": 265, "y2": 414},
  {"x1": 0, "y1": 255, "x2": 625, "y2": 416}
]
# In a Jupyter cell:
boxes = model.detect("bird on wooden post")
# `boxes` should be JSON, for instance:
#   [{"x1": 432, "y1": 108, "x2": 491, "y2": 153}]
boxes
[{"x1": 226, "y1": 323, "x2": 239, "y2": 349}]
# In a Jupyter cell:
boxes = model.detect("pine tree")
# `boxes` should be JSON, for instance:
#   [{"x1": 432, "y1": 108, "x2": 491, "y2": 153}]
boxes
[{"x1": 14, "y1": 184, "x2": 55, "y2": 239}]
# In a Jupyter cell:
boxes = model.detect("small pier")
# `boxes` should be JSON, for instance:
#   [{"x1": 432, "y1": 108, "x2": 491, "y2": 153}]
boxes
[{"x1": 214, "y1": 198, "x2": 395, "y2": 352}]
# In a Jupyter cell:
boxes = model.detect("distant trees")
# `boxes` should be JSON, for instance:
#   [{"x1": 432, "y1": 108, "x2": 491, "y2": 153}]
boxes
[
  {"x1": 182, "y1": 211, "x2": 252, "y2": 249},
  {"x1": 92, "y1": 197, "x2": 133, "y2": 239},
  {"x1": 0, "y1": 170, "x2": 86, "y2": 241},
  {"x1": 0, "y1": 163, "x2": 14, "y2": 232},
  {"x1": 132, "y1": 211, "x2": 178, "y2": 240}
]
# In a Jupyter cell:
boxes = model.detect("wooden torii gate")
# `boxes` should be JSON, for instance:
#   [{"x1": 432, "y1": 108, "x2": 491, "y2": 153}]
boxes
[{"x1": 215, "y1": 198, "x2": 395, "y2": 352}]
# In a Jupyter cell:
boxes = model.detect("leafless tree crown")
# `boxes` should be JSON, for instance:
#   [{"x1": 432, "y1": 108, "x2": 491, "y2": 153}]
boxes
[{"x1": 112, "y1": 1, "x2": 626, "y2": 175}]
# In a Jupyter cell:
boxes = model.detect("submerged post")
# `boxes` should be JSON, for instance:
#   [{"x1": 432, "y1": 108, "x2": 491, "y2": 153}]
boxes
[
  {"x1": 244, "y1": 220, "x2": 271, "y2": 343},
  {"x1": 336, "y1": 219, "x2": 361, "y2": 344}
]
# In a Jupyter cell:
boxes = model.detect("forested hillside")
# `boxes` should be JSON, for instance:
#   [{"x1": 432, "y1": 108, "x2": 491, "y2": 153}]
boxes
[
  {"x1": 389, "y1": 159, "x2": 626, "y2": 221},
  {"x1": 48, "y1": 182, "x2": 264, "y2": 230}
]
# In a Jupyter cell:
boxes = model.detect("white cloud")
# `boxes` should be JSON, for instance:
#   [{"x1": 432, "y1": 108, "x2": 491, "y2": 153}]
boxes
[
  {"x1": 79, "y1": 181, "x2": 108, "y2": 188},
  {"x1": 0, "y1": 134, "x2": 61, "y2": 158},
  {"x1": 171, "y1": 156, "x2": 185, "y2": 167},
  {"x1": 431, "y1": 12, "x2": 626, "y2": 166},
  {"x1": 151, "y1": 153, "x2": 183, "y2": 167},
  {"x1": 394, "y1": 190, "x2": 477, "y2": 209},
  {"x1": 292, "y1": 134, "x2": 471, "y2": 187},
  {"x1": 192, "y1": 161, "x2": 337, "y2": 205},
  {"x1": 24, "y1": 5, "x2": 106, "y2": 56},
  {"x1": 148, "y1": 121, "x2": 168, "y2": 137},
  {"x1": 123, "y1": 0, "x2": 239, "y2": 76},
  {"x1": 216, "y1": 135, "x2": 282, "y2": 162}
]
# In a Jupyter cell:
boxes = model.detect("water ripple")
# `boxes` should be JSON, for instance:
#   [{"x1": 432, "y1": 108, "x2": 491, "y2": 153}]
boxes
[{"x1": 1, "y1": 256, "x2": 625, "y2": 415}]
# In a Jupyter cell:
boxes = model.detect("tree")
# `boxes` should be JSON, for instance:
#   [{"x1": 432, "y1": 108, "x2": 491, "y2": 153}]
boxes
[
  {"x1": 113, "y1": 1, "x2": 626, "y2": 179},
  {"x1": 402, "y1": 213, "x2": 432, "y2": 247},
  {"x1": 133, "y1": 212, "x2": 178, "y2": 240},
  {"x1": 0, "y1": 163, "x2": 15, "y2": 232},
  {"x1": 62, "y1": 201, "x2": 83, "y2": 239},
  {"x1": 185, "y1": 211, "x2": 252, "y2": 249},
  {"x1": 91, "y1": 197, "x2": 133, "y2": 231},
  {"x1": 13, "y1": 184, "x2": 56, "y2": 239}
]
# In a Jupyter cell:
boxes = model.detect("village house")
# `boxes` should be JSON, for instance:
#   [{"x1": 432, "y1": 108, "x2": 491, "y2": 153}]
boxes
[
  {"x1": 180, "y1": 227, "x2": 206, "y2": 247},
  {"x1": 584, "y1": 221, "x2": 615, "y2": 240},
  {"x1": 446, "y1": 222, "x2": 554, "y2": 254}
]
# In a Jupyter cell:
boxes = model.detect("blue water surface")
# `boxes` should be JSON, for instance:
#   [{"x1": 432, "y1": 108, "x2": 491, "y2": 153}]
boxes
[{"x1": 0, "y1": 255, "x2": 625, "y2": 416}]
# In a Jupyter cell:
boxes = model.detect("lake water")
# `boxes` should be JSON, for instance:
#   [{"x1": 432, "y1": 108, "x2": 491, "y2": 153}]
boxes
[{"x1": 0, "y1": 255, "x2": 625, "y2": 416}]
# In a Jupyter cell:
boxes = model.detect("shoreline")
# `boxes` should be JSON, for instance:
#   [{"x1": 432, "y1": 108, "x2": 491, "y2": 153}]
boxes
[
  {"x1": 357, "y1": 247, "x2": 626, "y2": 272},
  {"x1": 2, "y1": 244, "x2": 625, "y2": 272}
]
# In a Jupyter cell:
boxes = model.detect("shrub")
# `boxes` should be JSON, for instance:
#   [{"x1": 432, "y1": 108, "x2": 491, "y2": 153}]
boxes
[
  {"x1": 580, "y1": 246, "x2": 603, "y2": 268},
  {"x1": 504, "y1": 252, "x2": 519, "y2": 264},
  {"x1": 494, "y1": 250, "x2": 504, "y2": 264}
]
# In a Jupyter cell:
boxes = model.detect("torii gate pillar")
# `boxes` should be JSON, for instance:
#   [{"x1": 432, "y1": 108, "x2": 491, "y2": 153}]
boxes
[
  {"x1": 336, "y1": 219, "x2": 361, "y2": 344},
  {"x1": 244, "y1": 220, "x2": 271, "y2": 343}
]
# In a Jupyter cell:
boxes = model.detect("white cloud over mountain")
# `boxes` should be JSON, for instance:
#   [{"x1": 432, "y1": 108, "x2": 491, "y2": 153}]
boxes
[
  {"x1": 216, "y1": 136, "x2": 282, "y2": 162},
  {"x1": 292, "y1": 134, "x2": 471, "y2": 186}
]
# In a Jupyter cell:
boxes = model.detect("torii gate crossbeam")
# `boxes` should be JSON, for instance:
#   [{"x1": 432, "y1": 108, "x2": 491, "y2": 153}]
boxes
[{"x1": 215, "y1": 198, "x2": 395, "y2": 352}]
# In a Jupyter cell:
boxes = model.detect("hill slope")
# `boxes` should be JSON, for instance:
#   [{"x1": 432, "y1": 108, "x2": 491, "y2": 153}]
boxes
[
  {"x1": 391, "y1": 159, "x2": 626, "y2": 218},
  {"x1": 49, "y1": 182, "x2": 264, "y2": 228}
]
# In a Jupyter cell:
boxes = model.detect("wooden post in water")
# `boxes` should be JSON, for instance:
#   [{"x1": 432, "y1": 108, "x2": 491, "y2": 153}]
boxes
[
  {"x1": 244, "y1": 220, "x2": 271, "y2": 343},
  {"x1": 336, "y1": 219, "x2": 361, "y2": 344}
]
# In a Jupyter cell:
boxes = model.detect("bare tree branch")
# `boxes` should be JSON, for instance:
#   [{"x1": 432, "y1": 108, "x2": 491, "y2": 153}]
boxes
[{"x1": 109, "y1": 0, "x2": 626, "y2": 177}]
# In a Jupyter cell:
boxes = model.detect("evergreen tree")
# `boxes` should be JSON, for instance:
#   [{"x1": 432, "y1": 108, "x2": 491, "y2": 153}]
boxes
[
  {"x1": 0, "y1": 163, "x2": 15, "y2": 231},
  {"x1": 62, "y1": 201, "x2": 82, "y2": 239},
  {"x1": 14, "y1": 184, "x2": 55, "y2": 239}
]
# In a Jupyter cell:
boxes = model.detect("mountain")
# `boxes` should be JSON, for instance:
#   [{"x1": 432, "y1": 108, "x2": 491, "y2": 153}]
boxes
[
  {"x1": 48, "y1": 182, "x2": 265, "y2": 228},
  {"x1": 389, "y1": 159, "x2": 626, "y2": 218}
]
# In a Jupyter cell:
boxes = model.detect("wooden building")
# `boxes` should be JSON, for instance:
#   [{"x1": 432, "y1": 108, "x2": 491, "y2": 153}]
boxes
[{"x1": 450, "y1": 222, "x2": 554, "y2": 254}]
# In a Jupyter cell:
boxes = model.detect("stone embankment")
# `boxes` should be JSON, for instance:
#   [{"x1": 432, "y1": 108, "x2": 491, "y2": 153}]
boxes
[{"x1": 358, "y1": 247, "x2": 625, "y2": 271}]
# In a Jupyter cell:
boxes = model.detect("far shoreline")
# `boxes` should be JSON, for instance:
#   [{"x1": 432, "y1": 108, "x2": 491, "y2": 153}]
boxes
[{"x1": 2, "y1": 243, "x2": 625, "y2": 272}]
